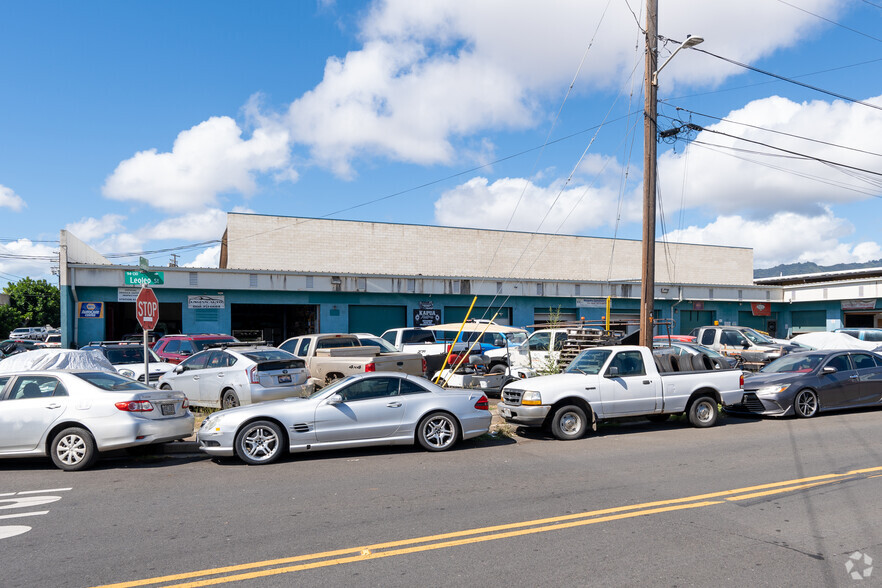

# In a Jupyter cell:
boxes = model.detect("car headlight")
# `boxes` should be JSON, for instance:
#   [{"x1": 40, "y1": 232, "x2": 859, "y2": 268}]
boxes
[
  {"x1": 201, "y1": 417, "x2": 219, "y2": 431},
  {"x1": 756, "y1": 384, "x2": 790, "y2": 396},
  {"x1": 119, "y1": 369, "x2": 135, "y2": 378},
  {"x1": 522, "y1": 390, "x2": 542, "y2": 405}
]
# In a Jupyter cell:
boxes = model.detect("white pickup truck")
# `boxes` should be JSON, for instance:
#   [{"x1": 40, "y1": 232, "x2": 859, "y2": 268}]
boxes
[
  {"x1": 497, "y1": 345, "x2": 744, "y2": 440},
  {"x1": 381, "y1": 327, "x2": 469, "y2": 375}
]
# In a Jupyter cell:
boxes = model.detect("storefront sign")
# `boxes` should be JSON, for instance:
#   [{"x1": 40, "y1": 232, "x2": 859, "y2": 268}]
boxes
[
  {"x1": 78, "y1": 302, "x2": 103, "y2": 319},
  {"x1": 419, "y1": 301, "x2": 434, "y2": 310},
  {"x1": 413, "y1": 308, "x2": 441, "y2": 326},
  {"x1": 576, "y1": 298, "x2": 606, "y2": 308},
  {"x1": 692, "y1": 301, "x2": 704, "y2": 310},
  {"x1": 751, "y1": 302, "x2": 771, "y2": 316},
  {"x1": 841, "y1": 299, "x2": 877, "y2": 310},
  {"x1": 118, "y1": 288, "x2": 140, "y2": 302},
  {"x1": 124, "y1": 270, "x2": 164, "y2": 286},
  {"x1": 188, "y1": 295, "x2": 225, "y2": 309}
]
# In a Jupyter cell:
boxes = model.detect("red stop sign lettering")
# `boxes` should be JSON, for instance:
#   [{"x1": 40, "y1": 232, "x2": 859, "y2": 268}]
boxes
[{"x1": 136, "y1": 288, "x2": 160, "y2": 331}]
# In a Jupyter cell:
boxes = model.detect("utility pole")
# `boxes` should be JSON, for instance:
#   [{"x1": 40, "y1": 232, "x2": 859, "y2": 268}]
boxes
[
  {"x1": 640, "y1": 0, "x2": 658, "y2": 348},
  {"x1": 169, "y1": 253, "x2": 179, "y2": 267}
]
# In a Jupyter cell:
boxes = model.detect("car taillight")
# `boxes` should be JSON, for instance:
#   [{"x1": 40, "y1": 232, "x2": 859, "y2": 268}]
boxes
[
  {"x1": 740, "y1": 373, "x2": 744, "y2": 387},
  {"x1": 249, "y1": 365, "x2": 260, "y2": 384},
  {"x1": 365, "y1": 362, "x2": 376, "y2": 372},
  {"x1": 182, "y1": 397, "x2": 189, "y2": 410},
  {"x1": 115, "y1": 400, "x2": 154, "y2": 412},
  {"x1": 474, "y1": 395, "x2": 489, "y2": 410},
  {"x1": 421, "y1": 357, "x2": 427, "y2": 373}
]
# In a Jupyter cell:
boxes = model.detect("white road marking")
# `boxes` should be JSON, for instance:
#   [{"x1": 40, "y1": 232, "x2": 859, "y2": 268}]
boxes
[
  {"x1": 0, "y1": 510, "x2": 50, "y2": 520},
  {"x1": 0, "y1": 488, "x2": 71, "y2": 541},
  {"x1": 0, "y1": 526, "x2": 31, "y2": 540}
]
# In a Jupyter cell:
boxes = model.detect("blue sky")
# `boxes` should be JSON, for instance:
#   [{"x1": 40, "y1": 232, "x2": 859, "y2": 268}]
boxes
[{"x1": 1, "y1": 0, "x2": 881, "y2": 286}]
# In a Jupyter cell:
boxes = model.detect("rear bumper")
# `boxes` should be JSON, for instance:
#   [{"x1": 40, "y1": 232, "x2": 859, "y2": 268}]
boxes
[
  {"x1": 251, "y1": 382, "x2": 313, "y2": 403},
  {"x1": 95, "y1": 414, "x2": 196, "y2": 451}
]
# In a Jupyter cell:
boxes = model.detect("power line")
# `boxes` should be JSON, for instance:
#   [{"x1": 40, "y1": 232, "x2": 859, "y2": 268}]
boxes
[{"x1": 776, "y1": 0, "x2": 882, "y2": 44}]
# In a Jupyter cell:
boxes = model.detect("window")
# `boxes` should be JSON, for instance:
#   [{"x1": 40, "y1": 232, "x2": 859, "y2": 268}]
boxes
[
  {"x1": 402, "y1": 330, "x2": 435, "y2": 344},
  {"x1": 306, "y1": 276, "x2": 314, "y2": 289},
  {"x1": 74, "y1": 372, "x2": 151, "y2": 391},
  {"x1": 621, "y1": 284, "x2": 632, "y2": 298},
  {"x1": 851, "y1": 353, "x2": 877, "y2": 370},
  {"x1": 207, "y1": 351, "x2": 236, "y2": 368},
  {"x1": 8, "y1": 376, "x2": 67, "y2": 400},
  {"x1": 249, "y1": 274, "x2": 258, "y2": 287},
  {"x1": 0, "y1": 376, "x2": 9, "y2": 396},
  {"x1": 553, "y1": 332, "x2": 568, "y2": 351},
  {"x1": 607, "y1": 351, "x2": 646, "y2": 377},
  {"x1": 316, "y1": 337, "x2": 359, "y2": 349},
  {"x1": 381, "y1": 332, "x2": 397, "y2": 345},
  {"x1": 163, "y1": 340, "x2": 180, "y2": 354},
  {"x1": 824, "y1": 354, "x2": 851, "y2": 372},
  {"x1": 399, "y1": 379, "x2": 428, "y2": 395},
  {"x1": 407, "y1": 279, "x2": 416, "y2": 293},
  {"x1": 297, "y1": 338, "x2": 312, "y2": 357},
  {"x1": 528, "y1": 332, "x2": 551, "y2": 352},
  {"x1": 575, "y1": 284, "x2": 581, "y2": 296},
  {"x1": 536, "y1": 283, "x2": 544, "y2": 296},
  {"x1": 700, "y1": 330, "x2": 715, "y2": 346},
  {"x1": 279, "y1": 339, "x2": 298, "y2": 354},
  {"x1": 339, "y1": 377, "x2": 400, "y2": 401},
  {"x1": 496, "y1": 282, "x2": 503, "y2": 294},
  {"x1": 189, "y1": 272, "x2": 198, "y2": 286},
  {"x1": 721, "y1": 330, "x2": 748, "y2": 347},
  {"x1": 180, "y1": 352, "x2": 210, "y2": 371}
]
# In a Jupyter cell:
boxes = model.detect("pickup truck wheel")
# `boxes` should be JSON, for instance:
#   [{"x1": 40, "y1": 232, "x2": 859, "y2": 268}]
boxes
[
  {"x1": 550, "y1": 405, "x2": 588, "y2": 440},
  {"x1": 646, "y1": 414, "x2": 670, "y2": 423},
  {"x1": 688, "y1": 396, "x2": 718, "y2": 428},
  {"x1": 793, "y1": 389, "x2": 818, "y2": 418}
]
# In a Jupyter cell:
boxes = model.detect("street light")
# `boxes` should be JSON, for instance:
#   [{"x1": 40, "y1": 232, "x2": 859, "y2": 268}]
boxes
[{"x1": 639, "y1": 16, "x2": 704, "y2": 348}]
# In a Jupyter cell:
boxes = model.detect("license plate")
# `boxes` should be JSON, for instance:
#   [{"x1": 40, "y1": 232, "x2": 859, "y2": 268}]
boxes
[
  {"x1": 160, "y1": 403, "x2": 175, "y2": 416},
  {"x1": 500, "y1": 407, "x2": 511, "y2": 418},
  {"x1": 278, "y1": 374, "x2": 292, "y2": 384}
]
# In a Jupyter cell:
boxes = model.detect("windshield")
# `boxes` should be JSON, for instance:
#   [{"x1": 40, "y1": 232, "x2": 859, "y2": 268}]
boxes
[
  {"x1": 565, "y1": 349, "x2": 612, "y2": 375},
  {"x1": 74, "y1": 371, "x2": 154, "y2": 391},
  {"x1": 104, "y1": 347, "x2": 159, "y2": 364},
  {"x1": 741, "y1": 328, "x2": 774, "y2": 344},
  {"x1": 308, "y1": 375, "x2": 357, "y2": 399},
  {"x1": 243, "y1": 350, "x2": 296, "y2": 362},
  {"x1": 760, "y1": 354, "x2": 824, "y2": 373},
  {"x1": 506, "y1": 332, "x2": 527, "y2": 346}
]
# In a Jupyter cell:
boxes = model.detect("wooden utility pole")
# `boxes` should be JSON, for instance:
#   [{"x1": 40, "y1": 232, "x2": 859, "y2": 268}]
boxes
[{"x1": 639, "y1": 0, "x2": 658, "y2": 348}]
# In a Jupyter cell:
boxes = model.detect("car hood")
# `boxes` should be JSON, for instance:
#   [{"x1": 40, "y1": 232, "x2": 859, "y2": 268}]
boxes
[{"x1": 743, "y1": 371, "x2": 803, "y2": 389}]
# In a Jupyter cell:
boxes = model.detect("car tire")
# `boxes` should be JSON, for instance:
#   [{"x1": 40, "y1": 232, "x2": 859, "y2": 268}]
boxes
[
  {"x1": 234, "y1": 420, "x2": 284, "y2": 465},
  {"x1": 160, "y1": 384, "x2": 171, "y2": 390},
  {"x1": 793, "y1": 389, "x2": 818, "y2": 418},
  {"x1": 646, "y1": 413, "x2": 670, "y2": 423},
  {"x1": 417, "y1": 412, "x2": 459, "y2": 452},
  {"x1": 550, "y1": 405, "x2": 589, "y2": 440},
  {"x1": 221, "y1": 389, "x2": 240, "y2": 409},
  {"x1": 688, "y1": 396, "x2": 718, "y2": 428},
  {"x1": 489, "y1": 364, "x2": 507, "y2": 374},
  {"x1": 50, "y1": 427, "x2": 97, "y2": 471}
]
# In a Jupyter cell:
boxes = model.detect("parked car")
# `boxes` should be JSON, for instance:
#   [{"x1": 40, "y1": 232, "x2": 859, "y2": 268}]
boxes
[
  {"x1": 497, "y1": 345, "x2": 744, "y2": 439},
  {"x1": 196, "y1": 372, "x2": 491, "y2": 464},
  {"x1": 510, "y1": 328, "x2": 570, "y2": 370},
  {"x1": 834, "y1": 328, "x2": 882, "y2": 343},
  {"x1": 729, "y1": 350, "x2": 882, "y2": 418},
  {"x1": 43, "y1": 334, "x2": 62, "y2": 347},
  {"x1": 379, "y1": 327, "x2": 469, "y2": 374},
  {"x1": 0, "y1": 339, "x2": 42, "y2": 356},
  {"x1": 79, "y1": 341, "x2": 174, "y2": 384},
  {"x1": 652, "y1": 341, "x2": 739, "y2": 369},
  {"x1": 689, "y1": 325, "x2": 802, "y2": 370},
  {"x1": 158, "y1": 343, "x2": 310, "y2": 409},
  {"x1": 152, "y1": 334, "x2": 239, "y2": 364},
  {"x1": 8, "y1": 327, "x2": 44, "y2": 341},
  {"x1": 280, "y1": 333, "x2": 426, "y2": 387},
  {"x1": 0, "y1": 370, "x2": 193, "y2": 470}
]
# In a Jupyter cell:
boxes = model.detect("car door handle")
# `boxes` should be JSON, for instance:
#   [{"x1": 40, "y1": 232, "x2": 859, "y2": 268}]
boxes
[
  {"x1": 193, "y1": 375, "x2": 200, "y2": 380},
  {"x1": 217, "y1": 373, "x2": 224, "y2": 377},
  {"x1": 849, "y1": 375, "x2": 859, "y2": 380},
  {"x1": 387, "y1": 402, "x2": 402, "y2": 408},
  {"x1": 46, "y1": 403, "x2": 62, "y2": 409},
  {"x1": 643, "y1": 380, "x2": 651, "y2": 385},
  {"x1": 396, "y1": 362, "x2": 404, "y2": 366}
]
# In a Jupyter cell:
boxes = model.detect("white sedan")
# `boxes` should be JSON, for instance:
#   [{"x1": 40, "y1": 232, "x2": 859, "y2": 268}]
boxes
[
  {"x1": 198, "y1": 372, "x2": 491, "y2": 465},
  {"x1": 0, "y1": 370, "x2": 194, "y2": 471}
]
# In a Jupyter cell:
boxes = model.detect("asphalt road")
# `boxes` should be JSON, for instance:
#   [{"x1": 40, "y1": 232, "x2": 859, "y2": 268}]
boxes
[{"x1": 3, "y1": 409, "x2": 882, "y2": 588}]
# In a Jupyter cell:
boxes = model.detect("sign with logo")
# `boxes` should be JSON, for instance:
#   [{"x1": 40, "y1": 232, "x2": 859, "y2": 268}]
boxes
[
  {"x1": 841, "y1": 299, "x2": 877, "y2": 310},
  {"x1": 419, "y1": 301, "x2": 434, "y2": 310},
  {"x1": 78, "y1": 302, "x2": 103, "y2": 319},
  {"x1": 692, "y1": 301, "x2": 704, "y2": 310},
  {"x1": 124, "y1": 270, "x2": 164, "y2": 286},
  {"x1": 117, "y1": 288, "x2": 140, "y2": 302},
  {"x1": 751, "y1": 302, "x2": 771, "y2": 316},
  {"x1": 136, "y1": 288, "x2": 160, "y2": 331},
  {"x1": 413, "y1": 308, "x2": 441, "y2": 327},
  {"x1": 576, "y1": 298, "x2": 606, "y2": 308},
  {"x1": 188, "y1": 295, "x2": 225, "y2": 309}
]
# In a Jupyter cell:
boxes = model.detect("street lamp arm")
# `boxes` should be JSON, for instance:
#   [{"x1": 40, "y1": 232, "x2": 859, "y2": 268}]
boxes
[{"x1": 651, "y1": 35, "x2": 703, "y2": 86}]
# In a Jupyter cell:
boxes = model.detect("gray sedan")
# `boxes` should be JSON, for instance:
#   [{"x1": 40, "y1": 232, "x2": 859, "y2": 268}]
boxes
[
  {"x1": 197, "y1": 372, "x2": 491, "y2": 464},
  {"x1": 0, "y1": 370, "x2": 194, "y2": 470},
  {"x1": 734, "y1": 350, "x2": 882, "y2": 417}
]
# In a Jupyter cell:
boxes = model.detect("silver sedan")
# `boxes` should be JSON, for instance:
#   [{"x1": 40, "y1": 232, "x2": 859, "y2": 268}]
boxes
[
  {"x1": 197, "y1": 372, "x2": 491, "y2": 464},
  {"x1": 0, "y1": 370, "x2": 194, "y2": 471}
]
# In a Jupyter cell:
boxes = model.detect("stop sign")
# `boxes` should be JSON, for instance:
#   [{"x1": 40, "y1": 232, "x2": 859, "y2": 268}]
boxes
[{"x1": 136, "y1": 287, "x2": 159, "y2": 331}]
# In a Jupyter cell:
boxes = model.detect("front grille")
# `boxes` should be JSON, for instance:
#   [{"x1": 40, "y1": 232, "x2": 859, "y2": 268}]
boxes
[
  {"x1": 740, "y1": 392, "x2": 766, "y2": 412},
  {"x1": 502, "y1": 389, "x2": 523, "y2": 406},
  {"x1": 138, "y1": 373, "x2": 163, "y2": 382}
]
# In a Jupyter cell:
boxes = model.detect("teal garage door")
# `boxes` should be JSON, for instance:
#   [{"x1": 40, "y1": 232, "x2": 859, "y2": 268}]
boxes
[
  {"x1": 677, "y1": 310, "x2": 715, "y2": 336},
  {"x1": 349, "y1": 305, "x2": 406, "y2": 336}
]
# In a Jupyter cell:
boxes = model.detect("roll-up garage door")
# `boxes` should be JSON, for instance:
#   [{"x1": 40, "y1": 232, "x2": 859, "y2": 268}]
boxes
[{"x1": 349, "y1": 305, "x2": 406, "y2": 336}]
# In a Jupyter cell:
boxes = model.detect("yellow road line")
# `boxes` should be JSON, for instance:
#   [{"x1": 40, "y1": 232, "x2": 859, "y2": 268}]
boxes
[{"x1": 93, "y1": 465, "x2": 882, "y2": 588}]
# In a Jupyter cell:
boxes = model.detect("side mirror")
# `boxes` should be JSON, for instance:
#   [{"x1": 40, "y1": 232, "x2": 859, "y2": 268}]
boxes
[
  {"x1": 327, "y1": 394, "x2": 343, "y2": 405},
  {"x1": 821, "y1": 366, "x2": 837, "y2": 375},
  {"x1": 180, "y1": 350, "x2": 192, "y2": 357},
  {"x1": 174, "y1": 365, "x2": 185, "y2": 374},
  {"x1": 742, "y1": 342, "x2": 750, "y2": 349},
  {"x1": 606, "y1": 366, "x2": 619, "y2": 377}
]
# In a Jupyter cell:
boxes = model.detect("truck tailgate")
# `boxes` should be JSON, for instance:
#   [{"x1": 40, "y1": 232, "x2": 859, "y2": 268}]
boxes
[{"x1": 372, "y1": 353, "x2": 425, "y2": 376}]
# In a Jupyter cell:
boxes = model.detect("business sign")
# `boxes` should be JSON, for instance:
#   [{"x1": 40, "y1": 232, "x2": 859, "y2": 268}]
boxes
[
  {"x1": 419, "y1": 301, "x2": 434, "y2": 310},
  {"x1": 576, "y1": 298, "x2": 606, "y2": 308},
  {"x1": 692, "y1": 301, "x2": 704, "y2": 310},
  {"x1": 751, "y1": 302, "x2": 772, "y2": 316},
  {"x1": 188, "y1": 295, "x2": 225, "y2": 309},
  {"x1": 413, "y1": 308, "x2": 441, "y2": 327},
  {"x1": 78, "y1": 302, "x2": 103, "y2": 319},
  {"x1": 124, "y1": 270, "x2": 164, "y2": 286},
  {"x1": 841, "y1": 299, "x2": 877, "y2": 310},
  {"x1": 118, "y1": 288, "x2": 140, "y2": 302}
]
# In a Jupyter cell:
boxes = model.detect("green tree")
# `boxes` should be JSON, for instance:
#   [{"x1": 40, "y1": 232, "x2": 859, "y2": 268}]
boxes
[
  {"x1": 3, "y1": 278, "x2": 60, "y2": 329},
  {"x1": 0, "y1": 305, "x2": 23, "y2": 339}
]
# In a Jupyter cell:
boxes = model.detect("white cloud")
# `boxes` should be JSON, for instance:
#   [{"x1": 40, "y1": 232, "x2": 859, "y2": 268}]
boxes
[
  {"x1": 102, "y1": 116, "x2": 292, "y2": 212},
  {"x1": 141, "y1": 209, "x2": 227, "y2": 241},
  {"x1": 65, "y1": 214, "x2": 126, "y2": 242},
  {"x1": 0, "y1": 239, "x2": 56, "y2": 281},
  {"x1": 659, "y1": 95, "x2": 882, "y2": 218},
  {"x1": 0, "y1": 185, "x2": 26, "y2": 211},
  {"x1": 662, "y1": 208, "x2": 882, "y2": 268},
  {"x1": 433, "y1": 175, "x2": 638, "y2": 233},
  {"x1": 184, "y1": 245, "x2": 221, "y2": 269}
]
